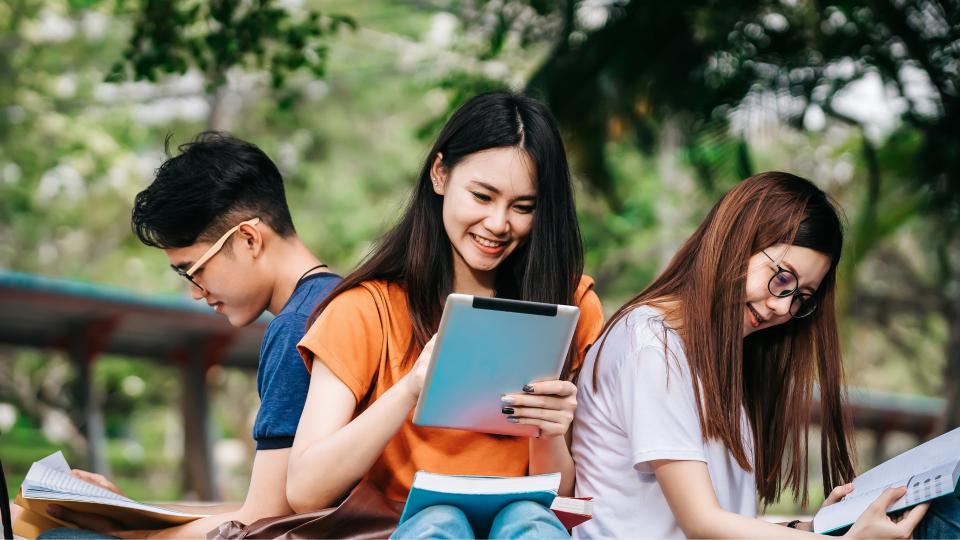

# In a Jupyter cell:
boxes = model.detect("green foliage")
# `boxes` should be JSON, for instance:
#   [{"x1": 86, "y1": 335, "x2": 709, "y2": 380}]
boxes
[
  {"x1": 415, "y1": 71, "x2": 512, "y2": 141},
  {"x1": 108, "y1": 0, "x2": 355, "y2": 92},
  {"x1": 445, "y1": 0, "x2": 960, "y2": 225},
  {"x1": 683, "y1": 121, "x2": 754, "y2": 196},
  {"x1": 1, "y1": 0, "x2": 957, "y2": 508}
]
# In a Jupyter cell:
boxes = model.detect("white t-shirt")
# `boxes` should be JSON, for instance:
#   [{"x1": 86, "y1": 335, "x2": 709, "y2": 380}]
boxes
[{"x1": 572, "y1": 305, "x2": 756, "y2": 539}]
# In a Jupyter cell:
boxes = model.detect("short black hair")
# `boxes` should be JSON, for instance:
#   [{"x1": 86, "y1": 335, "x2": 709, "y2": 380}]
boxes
[{"x1": 131, "y1": 132, "x2": 296, "y2": 248}]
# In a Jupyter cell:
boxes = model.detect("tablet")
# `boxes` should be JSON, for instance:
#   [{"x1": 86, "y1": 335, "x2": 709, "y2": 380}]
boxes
[{"x1": 412, "y1": 293, "x2": 580, "y2": 437}]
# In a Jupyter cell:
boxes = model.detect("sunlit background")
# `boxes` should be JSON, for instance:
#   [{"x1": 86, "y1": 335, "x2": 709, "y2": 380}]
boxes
[{"x1": 2, "y1": 0, "x2": 958, "y2": 515}]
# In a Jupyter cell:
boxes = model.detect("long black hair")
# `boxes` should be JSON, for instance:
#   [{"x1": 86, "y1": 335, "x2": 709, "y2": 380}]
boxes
[{"x1": 310, "y1": 91, "x2": 584, "y2": 374}]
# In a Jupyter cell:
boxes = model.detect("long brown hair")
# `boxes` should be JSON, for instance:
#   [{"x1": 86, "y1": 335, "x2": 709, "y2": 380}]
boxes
[
  {"x1": 309, "y1": 91, "x2": 584, "y2": 376},
  {"x1": 594, "y1": 171, "x2": 854, "y2": 507}
]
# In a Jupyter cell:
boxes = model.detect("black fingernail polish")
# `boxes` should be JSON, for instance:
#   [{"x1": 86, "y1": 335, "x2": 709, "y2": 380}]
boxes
[
  {"x1": 506, "y1": 416, "x2": 519, "y2": 423},
  {"x1": 501, "y1": 407, "x2": 514, "y2": 414},
  {"x1": 522, "y1": 384, "x2": 534, "y2": 393}
]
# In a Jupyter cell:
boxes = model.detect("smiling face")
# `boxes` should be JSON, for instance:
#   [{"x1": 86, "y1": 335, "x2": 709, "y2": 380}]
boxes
[
  {"x1": 742, "y1": 243, "x2": 831, "y2": 337},
  {"x1": 432, "y1": 146, "x2": 537, "y2": 293},
  {"x1": 164, "y1": 232, "x2": 271, "y2": 327}
]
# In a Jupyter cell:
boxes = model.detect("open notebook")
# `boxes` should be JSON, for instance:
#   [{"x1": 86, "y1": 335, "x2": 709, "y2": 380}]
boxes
[
  {"x1": 813, "y1": 427, "x2": 960, "y2": 534},
  {"x1": 14, "y1": 452, "x2": 207, "y2": 539}
]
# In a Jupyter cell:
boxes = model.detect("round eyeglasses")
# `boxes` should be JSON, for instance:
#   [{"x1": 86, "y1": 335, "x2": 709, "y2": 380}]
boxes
[{"x1": 761, "y1": 250, "x2": 818, "y2": 318}]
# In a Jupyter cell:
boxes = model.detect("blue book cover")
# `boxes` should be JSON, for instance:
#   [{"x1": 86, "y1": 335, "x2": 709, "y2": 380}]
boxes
[{"x1": 399, "y1": 472, "x2": 561, "y2": 536}]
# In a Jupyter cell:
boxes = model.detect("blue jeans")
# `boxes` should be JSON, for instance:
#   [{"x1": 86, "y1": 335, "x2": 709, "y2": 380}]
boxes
[
  {"x1": 913, "y1": 493, "x2": 960, "y2": 539},
  {"x1": 391, "y1": 500, "x2": 569, "y2": 539}
]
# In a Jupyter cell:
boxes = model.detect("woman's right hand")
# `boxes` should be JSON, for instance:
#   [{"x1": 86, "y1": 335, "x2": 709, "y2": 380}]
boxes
[
  {"x1": 401, "y1": 334, "x2": 437, "y2": 399},
  {"x1": 843, "y1": 486, "x2": 928, "y2": 539}
]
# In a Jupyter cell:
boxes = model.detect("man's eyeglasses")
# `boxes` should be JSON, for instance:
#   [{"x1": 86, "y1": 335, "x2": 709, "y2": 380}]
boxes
[
  {"x1": 761, "y1": 250, "x2": 818, "y2": 318},
  {"x1": 170, "y1": 217, "x2": 260, "y2": 292}
]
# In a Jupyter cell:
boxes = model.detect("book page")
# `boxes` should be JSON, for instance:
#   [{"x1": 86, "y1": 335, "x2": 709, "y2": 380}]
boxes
[
  {"x1": 813, "y1": 460, "x2": 959, "y2": 534},
  {"x1": 898, "y1": 461, "x2": 960, "y2": 509},
  {"x1": 550, "y1": 497, "x2": 593, "y2": 514},
  {"x1": 25, "y1": 460, "x2": 133, "y2": 504},
  {"x1": 413, "y1": 472, "x2": 561, "y2": 495},
  {"x1": 813, "y1": 429, "x2": 960, "y2": 534},
  {"x1": 21, "y1": 452, "x2": 205, "y2": 518},
  {"x1": 813, "y1": 479, "x2": 909, "y2": 533},
  {"x1": 35, "y1": 452, "x2": 70, "y2": 473},
  {"x1": 850, "y1": 427, "x2": 960, "y2": 494}
]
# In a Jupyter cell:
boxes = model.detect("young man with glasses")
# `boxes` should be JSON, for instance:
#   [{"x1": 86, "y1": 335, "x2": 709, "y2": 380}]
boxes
[{"x1": 43, "y1": 132, "x2": 341, "y2": 539}]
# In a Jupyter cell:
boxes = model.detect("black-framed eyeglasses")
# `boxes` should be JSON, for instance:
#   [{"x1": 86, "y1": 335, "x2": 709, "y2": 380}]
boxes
[
  {"x1": 761, "y1": 250, "x2": 818, "y2": 318},
  {"x1": 169, "y1": 217, "x2": 260, "y2": 293},
  {"x1": 170, "y1": 264, "x2": 205, "y2": 292}
]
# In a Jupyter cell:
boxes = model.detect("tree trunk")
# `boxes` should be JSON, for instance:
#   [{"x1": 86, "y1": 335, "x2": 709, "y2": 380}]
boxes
[
  {"x1": 655, "y1": 120, "x2": 693, "y2": 266},
  {"x1": 938, "y1": 238, "x2": 960, "y2": 434}
]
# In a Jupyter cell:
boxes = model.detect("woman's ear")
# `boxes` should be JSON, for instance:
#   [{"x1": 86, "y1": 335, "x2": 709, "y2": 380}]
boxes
[{"x1": 430, "y1": 153, "x2": 447, "y2": 196}]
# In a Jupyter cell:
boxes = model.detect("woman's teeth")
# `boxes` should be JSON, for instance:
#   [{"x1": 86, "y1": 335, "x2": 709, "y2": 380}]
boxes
[{"x1": 472, "y1": 234, "x2": 505, "y2": 247}]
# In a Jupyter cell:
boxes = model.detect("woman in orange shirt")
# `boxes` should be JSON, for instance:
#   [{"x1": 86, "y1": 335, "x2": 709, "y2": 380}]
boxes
[{"x1": 287, "y1": 91, "x2": 603, "y2": 539}]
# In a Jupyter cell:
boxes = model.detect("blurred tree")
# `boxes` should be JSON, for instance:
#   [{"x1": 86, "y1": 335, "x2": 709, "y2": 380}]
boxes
[
  {"x1": 109, "y1": 0, "x2": 355, "y2": 128},
  {"x1": 1, "y1": 0, "x2": 455, "y2": 498},
  {"x1": 1, "y1": 0, "x2": 953, "y2": 503},
  {"x1": 0, "y1": 0, "x2": 355, "y2": 484},
  {"x1": 454, "y1": 0, "x2": 960, "y2": 431}
]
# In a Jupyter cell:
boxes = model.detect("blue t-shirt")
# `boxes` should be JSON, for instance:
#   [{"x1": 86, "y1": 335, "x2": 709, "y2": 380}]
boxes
[{"x1": 253, "y1": 272, "x2": 340, "y2": 450}]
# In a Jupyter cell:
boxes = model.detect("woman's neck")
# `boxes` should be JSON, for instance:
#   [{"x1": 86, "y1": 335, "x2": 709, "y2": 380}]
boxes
[
  {"x1": 451, "y1": 251, "x2": 497, "y2": 297},
  {"x1": 452, "y1": 270, "x2": 496, "y2": 297}
]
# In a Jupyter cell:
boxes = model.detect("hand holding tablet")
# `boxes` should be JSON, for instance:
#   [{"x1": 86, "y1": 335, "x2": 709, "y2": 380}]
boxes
[
  {"x1": 411, "y1": 294, "x2": 580, "y2": 437},
  {"x1": 402, "y1": 334, "x2": 438, "y2": 399},
  {"x1": 500, "y1": 378, "x2": 579, "y2": 438}
]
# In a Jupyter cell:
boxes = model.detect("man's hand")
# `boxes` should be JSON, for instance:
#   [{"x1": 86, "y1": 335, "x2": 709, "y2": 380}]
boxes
[{"x1": 69, "y1": 470, "x2": 126, "y2": 497}]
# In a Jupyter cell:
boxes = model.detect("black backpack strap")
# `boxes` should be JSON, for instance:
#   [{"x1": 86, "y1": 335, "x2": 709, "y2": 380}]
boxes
[{"x1": 0, "y1": 456, "x2": 12, "y2": 540}]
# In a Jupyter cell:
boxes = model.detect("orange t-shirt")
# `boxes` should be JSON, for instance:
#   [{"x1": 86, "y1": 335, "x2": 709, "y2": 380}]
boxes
[{"x1": 297, "y1": 276, "x2": 604, "y2": 502}]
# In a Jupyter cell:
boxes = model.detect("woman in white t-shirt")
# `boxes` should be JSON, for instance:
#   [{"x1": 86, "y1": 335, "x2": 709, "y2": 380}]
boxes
[{"x1": 572, "y1": 172, "x2": 944, "y2": 538}]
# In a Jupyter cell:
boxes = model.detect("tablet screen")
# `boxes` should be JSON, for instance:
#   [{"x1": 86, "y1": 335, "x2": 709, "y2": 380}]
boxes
[{"x1": 412, "y1": 294, "x2": 580, "y2": 437}]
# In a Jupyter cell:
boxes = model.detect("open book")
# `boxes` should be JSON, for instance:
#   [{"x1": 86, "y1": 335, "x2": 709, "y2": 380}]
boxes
[
  {"x1": 813, "y1": 427, "x2": 960, "y2": 534},
  {"x1": 14, "y1": 452, "x2": 207, "y2": 539},
  {"x1": 399, "y1": 471, "x2": 593, "y2": 535}
]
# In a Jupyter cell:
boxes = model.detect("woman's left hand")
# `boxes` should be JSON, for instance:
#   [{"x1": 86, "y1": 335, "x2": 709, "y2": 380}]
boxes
[
  {"x1": 501, "y1": 380, "x2": 577, "y2": 438},
  {"x1": 822, "y1": 483, "x2": 854, "y2": 507}
]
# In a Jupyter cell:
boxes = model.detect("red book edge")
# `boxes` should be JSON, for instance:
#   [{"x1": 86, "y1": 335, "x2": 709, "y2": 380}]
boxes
[{"x1": 552, "y1": 496, "x2": 593, "y2": 529}]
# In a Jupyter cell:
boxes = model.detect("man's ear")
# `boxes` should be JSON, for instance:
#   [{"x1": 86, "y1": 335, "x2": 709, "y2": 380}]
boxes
[
  {"x1": 235, "y1": 221, "x2": 265, "y2": 258},
  {"x1": 430, "y1": 153, "x2": 447, "y2": 196}
]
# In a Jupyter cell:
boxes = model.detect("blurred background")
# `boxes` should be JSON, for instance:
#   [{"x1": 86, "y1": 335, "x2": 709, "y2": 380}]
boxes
[{"x1": 1, "y1": 0, "x2": 958, "y2": 514}]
